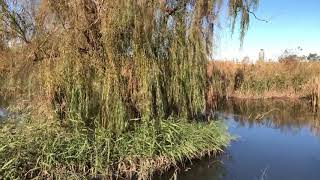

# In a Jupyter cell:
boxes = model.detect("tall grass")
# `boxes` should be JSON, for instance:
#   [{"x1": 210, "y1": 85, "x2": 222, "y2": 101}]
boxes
[
  {"x1": 0, "y1": 118, "x2": 230, "y2": 179},
  {"x1": 207, "y1": 61, "x2": 320, "y2": 101}
]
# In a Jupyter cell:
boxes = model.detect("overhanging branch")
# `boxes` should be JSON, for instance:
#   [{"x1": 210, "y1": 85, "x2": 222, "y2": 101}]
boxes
[{"x1": 247, "y1": 10, "x2": 269, "y2": 23}]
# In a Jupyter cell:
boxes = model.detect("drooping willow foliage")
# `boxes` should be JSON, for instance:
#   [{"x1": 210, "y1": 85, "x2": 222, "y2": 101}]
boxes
[{"x1": 0, "y1": 0, "x2": 260, "y2": 133}]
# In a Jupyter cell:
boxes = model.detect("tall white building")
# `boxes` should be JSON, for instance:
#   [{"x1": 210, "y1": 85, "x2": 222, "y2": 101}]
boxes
[{"x1": 259, "y1": 49, "x2": 265, "y2": 61}]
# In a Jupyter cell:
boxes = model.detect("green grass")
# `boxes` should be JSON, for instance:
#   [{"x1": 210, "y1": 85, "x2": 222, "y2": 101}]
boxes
[{"x1": 0, "y1": 119, "x2": 230, "y2": 179}]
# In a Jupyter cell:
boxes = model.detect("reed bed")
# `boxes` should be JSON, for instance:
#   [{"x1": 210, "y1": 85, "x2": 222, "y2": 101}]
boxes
[
  {"x1": 207, "y1": 61, "x2": 320, "y2": 102},
  {"x1": 310, "y1": 77, "x2": 320, "y2": 112},
  {"x1": 0, "y1": 118, "x2": 230, "y2": 179}
]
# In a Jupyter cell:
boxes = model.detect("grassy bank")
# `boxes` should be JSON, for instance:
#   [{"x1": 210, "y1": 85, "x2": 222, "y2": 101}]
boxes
[
  {"x1": 0, "y1": 117, "x2": 230, "y2": 179},
  {"x1": 207, "y1": 61, "x2": 320, "y2": 105}
]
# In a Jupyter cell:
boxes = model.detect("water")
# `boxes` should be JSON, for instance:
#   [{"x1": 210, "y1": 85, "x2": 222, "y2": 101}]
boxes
[
  {"x1": 0, "y1": 95, "x2": 8, "y2": 120},
  {"x1": 0, "y1": 107, "x2": 7, "y2": 119},
  {"x1": 164, "y1": 99, "x2": 320, "y2": 180}
]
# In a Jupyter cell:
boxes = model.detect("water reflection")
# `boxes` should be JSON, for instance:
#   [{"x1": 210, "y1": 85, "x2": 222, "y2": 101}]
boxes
[
  {"x1": 217, "y1": 99, "x2": 320, "y2": 136},
  {"x1": 0, "y1": 95, "x2": 9, "y2": 120},
  {"x1": 161, "y1": 99, "x2": 320, "y2": 180}
]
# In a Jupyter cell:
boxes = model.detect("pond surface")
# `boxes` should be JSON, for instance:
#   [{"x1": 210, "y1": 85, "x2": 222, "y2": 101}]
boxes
[
  {"x1": 0, "y1": 95, "x2": 9, "y2": 120},
  {"x1": 164, "y1": 99, "x2": 320, "y2": 180}
]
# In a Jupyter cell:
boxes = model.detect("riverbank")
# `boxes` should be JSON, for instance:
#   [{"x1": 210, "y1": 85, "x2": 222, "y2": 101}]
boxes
[
  {"x1": 0, "y1": 115, "x2": 230, "y2": 179},
  {"x1": 227, "y1": 92, "x2": 304, "y2": 100}
]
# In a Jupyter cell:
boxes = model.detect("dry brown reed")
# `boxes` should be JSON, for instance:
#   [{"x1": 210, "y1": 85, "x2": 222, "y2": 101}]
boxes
[{"x1": 208, "y1": 60, "x2": 320, "y2": 102}]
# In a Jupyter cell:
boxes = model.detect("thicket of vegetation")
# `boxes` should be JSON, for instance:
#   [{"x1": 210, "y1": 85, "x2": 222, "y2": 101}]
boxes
[
  {"x1": 0, "y1": 119, "x2": 230, "y2": 179},
  {"x1": 207, "y1": 61, "x2": 320, "y2": 111},
  {"x1": 0, "y1": 0, "x2": 260, "y2": 178}
]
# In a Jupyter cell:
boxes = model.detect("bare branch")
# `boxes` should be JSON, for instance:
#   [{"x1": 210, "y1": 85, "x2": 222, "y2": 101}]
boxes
[
  {"x1": 247, "y1": 9, "x2": 269, "y2": 23},
  {"x1": 0, "y1": 0, "x2": 33, "y2": 44}
]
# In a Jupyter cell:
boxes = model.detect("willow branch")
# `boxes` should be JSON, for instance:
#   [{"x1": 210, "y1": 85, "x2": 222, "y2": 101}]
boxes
[
  {"x1": 162, "y1": 2, "x2": 188, "y2": 16},
  {"x1": 247, "y1": 10, "x2": 269, "y2": 23}
]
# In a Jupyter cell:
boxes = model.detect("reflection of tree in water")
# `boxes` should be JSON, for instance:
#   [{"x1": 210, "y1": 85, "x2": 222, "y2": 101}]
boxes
[{"x1": 216, "y1": 99, "x2": 320, "y2": 136}]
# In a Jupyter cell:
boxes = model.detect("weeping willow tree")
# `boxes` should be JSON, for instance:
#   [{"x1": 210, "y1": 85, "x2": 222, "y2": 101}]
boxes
[
  {"x1": 43, "y1": 0, "x2": 260, "y2": 134},
  {"x1": 0, "y1": 0, "x2": 262, "y2": 178},
  {"x1": 0, "y1": 0, "x2": 260, "y2": 133}
]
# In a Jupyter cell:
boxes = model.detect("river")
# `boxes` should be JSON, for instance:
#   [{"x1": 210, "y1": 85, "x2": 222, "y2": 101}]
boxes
[{"x1": 159, "y1": 99, "x2": 320, "y2": 180}]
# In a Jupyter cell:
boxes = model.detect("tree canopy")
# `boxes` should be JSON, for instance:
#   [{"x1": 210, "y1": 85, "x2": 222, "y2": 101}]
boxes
[{"x1": 0, "y1": 0, "x2": 261, "y2": 132}]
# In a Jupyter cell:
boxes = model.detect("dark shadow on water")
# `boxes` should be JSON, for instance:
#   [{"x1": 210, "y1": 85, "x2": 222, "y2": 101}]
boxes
[{"x1": 154, "y1": 153, "x2": 228, "y2": 180}]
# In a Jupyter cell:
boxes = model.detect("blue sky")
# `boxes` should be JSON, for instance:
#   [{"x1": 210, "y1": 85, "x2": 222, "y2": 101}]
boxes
[{"x1": 214, "y1": 0, "x2": 320, "y2": 61}]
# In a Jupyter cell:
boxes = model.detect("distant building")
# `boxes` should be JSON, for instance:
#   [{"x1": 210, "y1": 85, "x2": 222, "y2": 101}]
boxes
[{"x1": 259, "y1": 49, "x2": 265, "y2": 61}]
